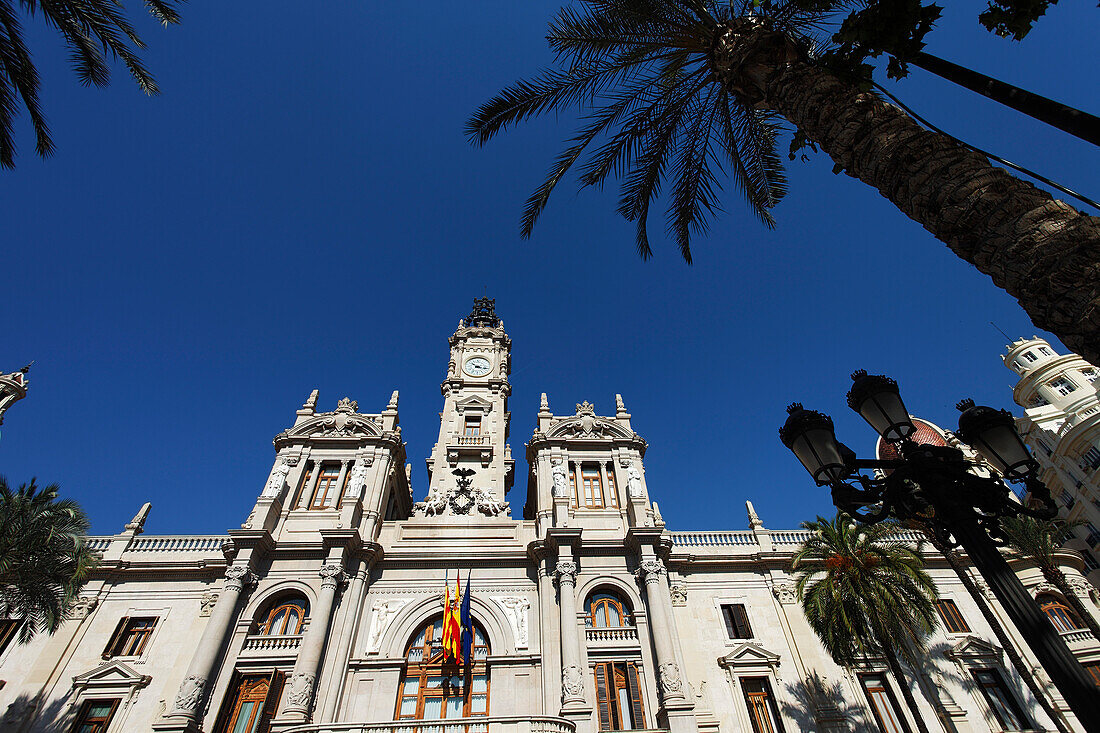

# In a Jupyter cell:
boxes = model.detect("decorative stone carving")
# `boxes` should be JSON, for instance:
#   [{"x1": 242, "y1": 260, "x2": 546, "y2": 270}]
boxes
[
  {"x1": 302, "y1": 389, "x2": 319, "y2": 410},
  {"x1": 345, "y1": 460, "x2": 371, "y2": 499},
  {"x1": 262, "y1": 457, "x2": 294, "y2": 498},
  {"x1": 285, "y1": 672, "x2": 316, "y2": 709},
  {"x1": 771, "y1": 581, "x2": 797, "y2": 605},
  {"x1": 336, "y1": 397, "x2": 358, "y2": 413},
  {"x1": 319, "y1": 564, "x2": 345, "y2": 590},
  {"x1": 551, "y1": 459, "x2": 569, "y2": 498},
  {"x1": 499, "y1": 597, "x2": 530, "y2": 648},
  {"x1": 658, "y1": 661, "x2": 684, "y2": 698},
  {"x1": 562, "y1": 664, "x2": 585, "y2": 699},
  {"x1": 1032, "y1": 581, "x2": 1060, "y2": 597},
  {"x1": 669, "y1": 583, "x2": 687, "y2": 607},
  {"x1": 1067, "y1": 576, "x2": 1093, "y2": 598},
  {"x1": 616, "y1": 394, "x2": 627, "y2": 413},
  {"x1": 626, "y1": 464, "x2": 644, "y2": 499},
  {"x1": 555, "y1": 561, "x2": 578, "y2": 584},
  {"x1": 173, "y1": 675, "x2": 206, "y2": 713},
  {"x1": 746, "y1": 500, "x2": 764, "y2": 530},
  {"x1": 199, "y1": 591, "x2": 219, "y2": 617},
  {"x1": 125, "y1": 502, "x2": 151, "y2": 533},
  {"x1": 639, "y1": 558, "x2": 666, "y2": 583},
  {"x1": 223, "y1": 565, "x2": 253, "y2": 593},
  {"x1": 412, "y1": 468, "x2": 509, "y2": 517},
  {"x1": 652, "y1": 501, "x2": 664, "y2": 525},
  {"x1": 367, "y1": 599, "x2": 410, "y2": 653},
  {"x1": 576, "y1": 401, "x2": 595, "y2": 416},
  {"x1": 68, "y1": 596, "x2": 98, "y2": 620}
]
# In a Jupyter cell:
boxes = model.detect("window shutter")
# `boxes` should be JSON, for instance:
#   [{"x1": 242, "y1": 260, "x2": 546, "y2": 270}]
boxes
[
  {"x1": 733, "y1": 604, "x2": 753, "y2": 639},
  {"x1": 261, "y1": 669, "x2": 287, "y2": 727},
  {"x1": 721, "y1": 606, "x2": 736, "y2": 639},
  {"x1": 626, "y1": 662, "x2": 646, "y2": 728},
  {"x1": 594, "y1": 663, "x2": 613, "y2": 731},
  {"x1": 102, "y1": 617, "x2": 129, "y2": 658},
  {"x1": 211, "y1": 670, "x2": 242, "y2": 733}
]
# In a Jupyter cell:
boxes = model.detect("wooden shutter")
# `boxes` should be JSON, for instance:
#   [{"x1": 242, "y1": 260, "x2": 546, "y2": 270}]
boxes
[
  {"x1": 260, "y1": 669, "x2": 286, "y2": 730},
  {"x1": 102, "y1": 617, "x2": 129, "y2": 658},
  {"x1": 211, "y1": 670, "x2": 242, "y2": 733},
  {"x1": 594, "y1": 663, "x2": 613, "y2": 731},
  {"x1": 626, "y1": 662, "x2": 646, "y2": 728},
  {"x1": 733, "y1": 605, "x2": 753, "y2": 639}
]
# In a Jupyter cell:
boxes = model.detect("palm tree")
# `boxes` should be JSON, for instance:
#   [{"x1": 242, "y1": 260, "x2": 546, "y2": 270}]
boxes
[
  {"x1": 793, "y1": 513, "x2": 937, "y2": 733},
  {"x1": 911, "y1": 520, "x2": 1071, "y2": 733},
  {"x1": 999, "y1": 514, "x2": 1100, "y2": 640},
  {"x1": 0, "y1": 0, "x2": 183, "y2": 169},
  {"x1": 0, "y1": 477, "x2": 99, "y2": 642},
  {"x1": 467, "y1": 0, "x2": 1100, "y2": 365}
]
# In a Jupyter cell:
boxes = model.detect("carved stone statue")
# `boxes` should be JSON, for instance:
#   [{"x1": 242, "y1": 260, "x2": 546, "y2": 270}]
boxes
[
  {"x1": 262, "y1": 457, "x2": 293, "y2": 498},
  {"x1": 551, "y1": 459, "x2": 569, "y2": 498},
  {"x1": 367, "y1": 599, "x2": 410, "y2": 652},
  {"x1": 626, "y1": 464, "x2": 644, "y2": 499},
  {"x1": 345, "y1": 460, "x2": 371, "y2": 499},
  {"x1": 499, "y1": 597, "x2": 530, "y2": 647}
]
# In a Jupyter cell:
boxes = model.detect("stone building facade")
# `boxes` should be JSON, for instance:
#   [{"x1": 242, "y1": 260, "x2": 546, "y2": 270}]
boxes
[
  {"x1": 1002, "y1": 337, "x2": 1100, "y2": 585},
  {"x1": 2, "y1": 304, "x2": 1100, "y2": 733}
]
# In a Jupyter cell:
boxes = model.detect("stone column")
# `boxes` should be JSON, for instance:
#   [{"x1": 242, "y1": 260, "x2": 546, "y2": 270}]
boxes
[
  {"x1": 332, "y1": 460, "x2": 350, "y2": 507},
  {"x1": 164, "y1": 564, "x2": 254, "y2": 725},
  {"x1": 638, "y1": 557, "x2": 686, "y2": 704},
  {"x1": 281, "y1": 563, "x2": 345, "y2": 722},
  {"x1": 555, "y1": 558, "x2": 586, "y2": 708}
]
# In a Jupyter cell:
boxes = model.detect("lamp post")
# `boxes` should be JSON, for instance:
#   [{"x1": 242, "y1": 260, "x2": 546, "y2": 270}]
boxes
[{"x1": 780, "y1": 371, "x2": 1100, "y2": 729}]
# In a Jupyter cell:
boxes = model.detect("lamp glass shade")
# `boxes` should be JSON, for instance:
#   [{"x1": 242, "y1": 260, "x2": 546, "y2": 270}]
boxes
[
  {"x1": 780, "y1": 404, "x2": 848, "y2": 485},
  {"x1": 956, "y1": 402, "x2": 1036, "y2": 480},
  {"x1": 847, "y1": 373, "x2": 915, "y2": 443}
]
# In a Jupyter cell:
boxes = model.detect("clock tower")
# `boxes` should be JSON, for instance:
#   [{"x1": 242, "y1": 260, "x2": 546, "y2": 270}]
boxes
[{"x1": 414, "y1": 298, "x2": 515, "y2": 517}]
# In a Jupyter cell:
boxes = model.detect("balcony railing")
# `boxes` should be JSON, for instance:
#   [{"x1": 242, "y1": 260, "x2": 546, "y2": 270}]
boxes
[
  {"x1": 241, "y1": 634, "x2": 302, "y2": 652},
  {"x1": 586, "y1": 627, "x2": 639, "y2": 643},
  {"x1": 128, "y1": 535, "x2": 228, "y2": 553},
  {"x1": 284, "y1": 716, "x2": 576, "y2": 733},
  {"x1": 1059, "y1": 628, "x2": 1097, "y2": 647},
  {"x1": 454, "y1": 434, "x2": 489, "y2": 446}
]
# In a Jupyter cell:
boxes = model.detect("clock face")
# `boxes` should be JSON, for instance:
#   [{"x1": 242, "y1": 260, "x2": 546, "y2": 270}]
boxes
[{"x1": 464, "y1": 357, "x2": 491, "y2": 377}]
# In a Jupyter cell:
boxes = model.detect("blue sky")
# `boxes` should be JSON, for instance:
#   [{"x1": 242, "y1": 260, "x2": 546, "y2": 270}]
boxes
[{"x1": 2, "y1": 2, "x2": 1097, "y2": 536}]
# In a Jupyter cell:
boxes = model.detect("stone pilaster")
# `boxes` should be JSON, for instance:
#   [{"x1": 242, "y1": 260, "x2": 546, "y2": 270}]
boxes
[
  {"x1": 555, "y1": 558, "x2": 586, "y2": 709},
  {"x1": 280, "y1": 563, "x2": 345, "y2": 722},
  {"x1": 639, "y1": 554, "x2": 698, "y2": 733}
]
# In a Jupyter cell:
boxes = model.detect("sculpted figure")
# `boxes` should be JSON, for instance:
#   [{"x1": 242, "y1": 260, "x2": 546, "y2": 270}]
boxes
[
  {"x1": 551, "y1": 460, "x2": 569, "y2": 498},
  {"x1": 626, "y1": 464, "x2": 644, "y2": 498},
  {"x1": 263, "y1": 457, "x2": 292, "y2": 498}
]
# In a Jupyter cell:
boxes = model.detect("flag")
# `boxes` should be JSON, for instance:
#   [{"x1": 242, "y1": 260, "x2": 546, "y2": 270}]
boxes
[
  {"x1": 441, "y1": 571, "x2": 454, "y2": 662},
  {"x1": 447, "y1": 574, "x2": 463, "y2": 665},
  {"x1": 460, "y1": 571, "x2": 473, "y2": 672}
]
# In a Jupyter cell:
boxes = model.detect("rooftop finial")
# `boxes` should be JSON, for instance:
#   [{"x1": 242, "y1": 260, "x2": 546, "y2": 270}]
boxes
[
  {"x1": 746, "y1": 500, "x2": 764, "y2": 530},
  {"x1": 388, "y1": 390, "x2": 399, "y2": 410},
  {"x1": 956, "y1": 398, "x2": 976, "y2": 412},
  {"x1": 540, "y1": 392, "x2": 550, "y2": 412},
  {"x1": 851, "y1": 369, "x2": 868, "y2": 381},
  {"x1": 465, "y1": 297, "x2": 501, "y2": 328},
  {"x1": 576, "y1": 400, "x2": 595, "y2": 416},
  {"x1": 302, "y1": 389, "x2": 319, "y2": 411},
  {"x1": 125, "y1": 502, "x2": 151, "y2": 534},
  {"x1": 786, "y1": 402, "x2": 803, "y2": 414},
  {"x1": 615, "y1": 394, "x2": 627, "y2": 414}
]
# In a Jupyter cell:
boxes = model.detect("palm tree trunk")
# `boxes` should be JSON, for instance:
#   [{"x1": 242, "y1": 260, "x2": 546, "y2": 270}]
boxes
[
  {"x1": 713, "y1": 24, "x2": 1100, "y2": 365},
  {"x1": 931, "y1": 539, "x2": 1071, "y2": 733},
  {"x1": 909, "y1": 51, "x2": 1100, "y2": 147},
  {"x1": 1041, "y1": 564, "x2": 1100, "y2": 640},
  {"x1": 878, "y1": 637, "x2": 933, "y2": 733}
]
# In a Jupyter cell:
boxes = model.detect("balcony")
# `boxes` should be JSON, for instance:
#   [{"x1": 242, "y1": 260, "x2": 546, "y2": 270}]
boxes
[
  {"x1": 585, "y1": 627, "x2": 639, "y2": 644},
  {"x1": 455, "y1": 434, "x2": 489, "y2": 446},
  {"x1": 446, "y1": 433, "x2": 493, "y2": 467},
  {"x1": 284, "y1": 716, "x2": 576, "y2": 733},
  {"x1": 240, "y1": 634, "x2": 302, "y2": 656},
  {"x1": 1059, "y1": 628, "x2": 1099, "y2": 651}
]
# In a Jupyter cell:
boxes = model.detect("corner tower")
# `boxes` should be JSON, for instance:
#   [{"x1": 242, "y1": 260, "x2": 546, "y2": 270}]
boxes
[{"x1": 415, "y1": 298, "x2": 515, "y2": 517}]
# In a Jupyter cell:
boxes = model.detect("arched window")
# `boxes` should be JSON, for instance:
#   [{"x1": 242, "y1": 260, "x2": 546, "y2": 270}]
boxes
[
  {"x1": 1038, "y1": 594, "x2": 1083, "y2": 633},
  {"x1": 587, "y1": 591, "x2": 632, "y2": 628},
  {"x1": 395, "y1": 616, "x2": 490, "y2": 721},
  {"x1": 259, "y1": 598, "x2": 309, "y2": 636}
]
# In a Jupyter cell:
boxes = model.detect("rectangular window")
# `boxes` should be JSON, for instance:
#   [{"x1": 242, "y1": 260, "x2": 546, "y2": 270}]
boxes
[
  {"x1": 1083, "y1": 368, "x2": 1099, "y2": 383},
  {"x1": 605, "y1": 464, "x2": 619, "y2": 508},
  {"x1": 581, "y1": 466, "x2": 605, "y2": 508},
  {"x1": 594, "y1": 661, "x2": 645, "y2": 730},
  {"x1": 212, "y1": 670, "x2": 285, "y2": 733},
  {"x1": 859, "y1": 674, "x2": 911, "y2": 733},
  {"x1": 1082, "y1": 447, "x2": 1100, "y2": 471},
  {"x1": 721, "y1": 604, "x2": 754, "y2": 639},
  {"x1": 0, "y1": 618, "x2": 19, "y2": 655},
  {"x1": 1050, "y1": 377, "x2": 1077, "y2": 396},
  {"x1": 1039, "y1": 347, "x2": 1052, "y2": 356},
  {"x1": 971, "y1": 668, "x2": 1030, "y2": 731},
  {"x1": 463, "y1": 416, "x2": 481, "y2": 437},
  {"x1": 103, "y1": 617, "x2": 157, "y2": 658},
  {"x1": 72, "y1": 699, "x2": 120, "y2": 733},
  {"x1": 934, "y1": 600, "x2": 970, "y2": 634},
  {"x1": 1023, "y1": 351, "x2": 1038, "y2": 362},
  {"x1": 741, "y1": 677, "x2": 785, "y2": 733},
  {"x1": 310, "y1": 464, "x2": 341, "y2": 509}
]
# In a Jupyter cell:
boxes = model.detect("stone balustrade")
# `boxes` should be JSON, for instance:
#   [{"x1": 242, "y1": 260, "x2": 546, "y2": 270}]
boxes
[
  {"x1": 454, "y1": 434, "x2": 489, "y2": 446},
  {"x1": 669, "y1": 528, "x2": 926, "y2": 549},
  {"x1": 1059, "y1": 627, "x2": 1098, "y2": 648},
  {"x1": 585, "y1": 626, "x2": 639, "y2": 643},
  {"x1": 128, "y1": 535, "x2": 228, "y2": 552},
  {"x1": 85, "y1": 537, "x2": 113, "y2": 552},
  {"x1": 241, "y1": 634, "x2": 303, "y2": 652},
  {"x1": 283, "y1": 716, "x2": 577, "y2": 733}
]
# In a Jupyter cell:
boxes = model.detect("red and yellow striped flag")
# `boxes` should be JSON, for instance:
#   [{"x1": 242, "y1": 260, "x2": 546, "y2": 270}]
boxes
[{"x1": 441, "y1": 573, "x2": 462, "y2": 663}]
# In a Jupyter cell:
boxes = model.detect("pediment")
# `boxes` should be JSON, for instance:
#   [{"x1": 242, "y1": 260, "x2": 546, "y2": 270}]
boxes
[
  {"x1": 944, "y1": 635, "x2": 1002, "y2": 662},
  {"x1": 72, "y1": 660, "x2": 151, "y2": 690},
  {"x1": 287, "y1": 411, "x2": 382, "y2": 439},
  {"x1": 456, "y1": 395, "x2": 493, "y2": 411},
  {"x1": 546, "y1": 416, "x2": 632, "y2": 440},
  {"x1": 717, "y1": 642, "x2": 782, "y2": 669}
]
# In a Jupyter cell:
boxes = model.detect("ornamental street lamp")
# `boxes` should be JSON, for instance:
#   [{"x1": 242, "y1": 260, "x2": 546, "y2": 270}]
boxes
[{"x1": 780, "y1": 371, "x2": 1100, "y2": 729}]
